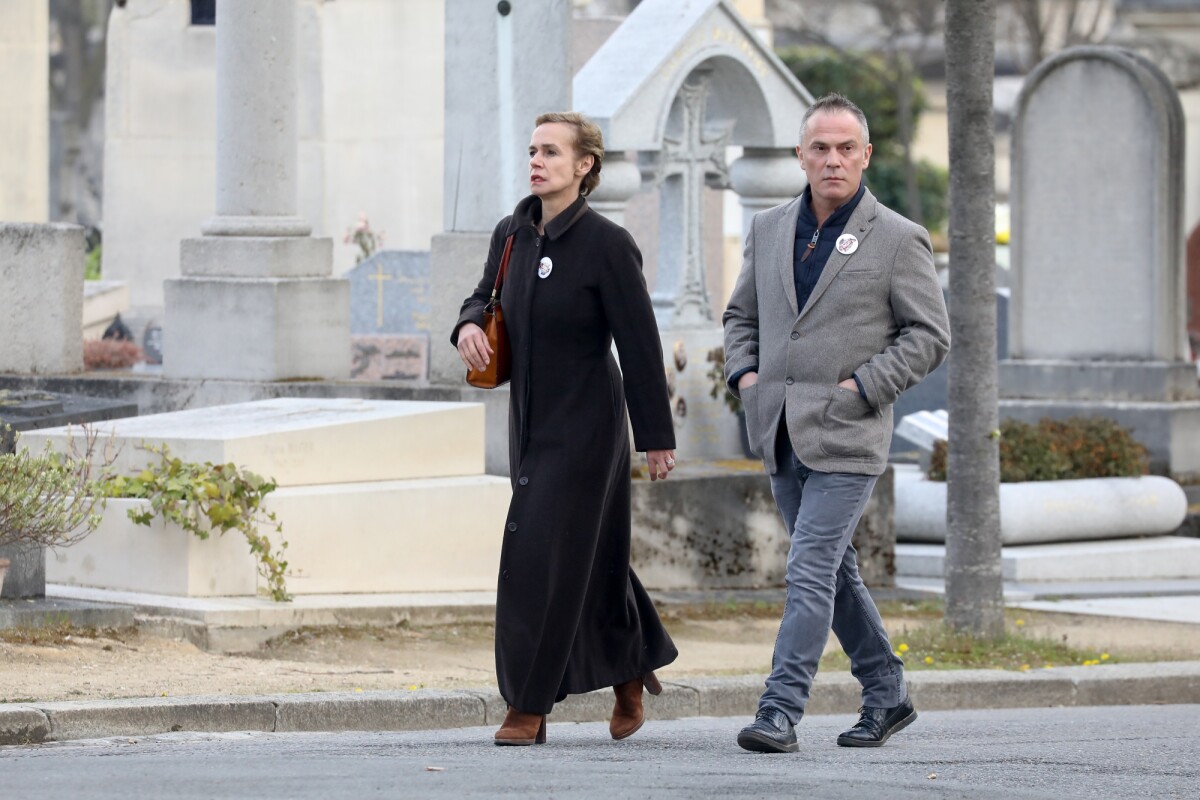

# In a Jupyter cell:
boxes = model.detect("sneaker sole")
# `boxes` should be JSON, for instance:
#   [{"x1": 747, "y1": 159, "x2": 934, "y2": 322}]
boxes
[
  {"x1": 737, "y1": 729, "x2": 799, "y2": 753},
  {"x1": 836, "y1": 709, "x2": 917, "y2": 748}
]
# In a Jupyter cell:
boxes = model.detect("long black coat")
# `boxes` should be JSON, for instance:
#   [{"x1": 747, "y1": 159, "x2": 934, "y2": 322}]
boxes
[{"x1": 452, "y1": 194, "x2": 678, "y2": 714}]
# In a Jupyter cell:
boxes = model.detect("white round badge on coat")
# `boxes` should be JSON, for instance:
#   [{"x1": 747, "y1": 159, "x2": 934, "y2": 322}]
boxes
[
  {"x1": 538, "y1": 257, "x2": 553, "y2": 279},
  {"x1": 835, "y1": 234, "x2": 859, "y2": 255}
]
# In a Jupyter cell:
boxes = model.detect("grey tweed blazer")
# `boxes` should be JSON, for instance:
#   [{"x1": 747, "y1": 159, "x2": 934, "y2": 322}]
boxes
[{"x1": 722, "y1": 187, "x2": 950, "y2": 476}]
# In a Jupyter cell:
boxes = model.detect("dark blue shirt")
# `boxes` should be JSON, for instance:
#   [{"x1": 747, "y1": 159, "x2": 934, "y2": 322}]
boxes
[
  {"x1": 793, "y1": 182, "x2": 865, "y2": 314},
  {"x1": 727, "y1": 182, "x2": 868, "y2": 396}
]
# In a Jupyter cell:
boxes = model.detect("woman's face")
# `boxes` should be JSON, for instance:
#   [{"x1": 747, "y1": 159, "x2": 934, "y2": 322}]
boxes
[{"x1": 528, "y1": 122, "x2": 592, "y2": 201}]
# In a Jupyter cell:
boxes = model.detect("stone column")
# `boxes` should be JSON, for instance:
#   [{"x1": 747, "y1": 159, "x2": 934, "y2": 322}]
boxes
[
  {"x1": 588, "y1": 152, "x2": 642, "y2": 228},
  {"x1": 164, "y1": 0, "x2": 349, "y2": 381},
  {"x1": 428, "y1": 0, "x2": 571, "y2": 386},
  {"x1": 203, "y1": 0, "x2": 308, "y2": 238},
  {"x1": 729, "y1": 148, "x2": 805, "y2": 238},
  {"x1": 0, "y1": 0, "x2": 48, "y2": 222}
]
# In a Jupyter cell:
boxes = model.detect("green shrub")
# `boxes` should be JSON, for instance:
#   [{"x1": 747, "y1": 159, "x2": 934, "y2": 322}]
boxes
[
  {"x1": 927, "y1": 417, "x2": 1149, "y2": 482},
  {"x1": 85, "y1": 244, "x2": 102, "y2": 280}
]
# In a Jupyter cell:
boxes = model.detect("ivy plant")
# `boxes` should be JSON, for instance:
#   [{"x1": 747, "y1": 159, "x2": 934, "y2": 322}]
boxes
[{"x1": 100, "y1": 445, "x2": 291, "y2": 601}]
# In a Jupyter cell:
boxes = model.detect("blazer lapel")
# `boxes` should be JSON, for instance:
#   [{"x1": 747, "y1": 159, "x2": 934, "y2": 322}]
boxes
[
  {"x1": 796, "y1": 189, "x2": 878, "y2": 322},
  {"x1": 774, "y1": 198, "x2": 802, "y2": 317}
]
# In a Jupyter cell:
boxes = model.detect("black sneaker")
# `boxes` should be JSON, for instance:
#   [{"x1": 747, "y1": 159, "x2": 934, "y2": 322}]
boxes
[
  {"x1": 836, "y1": 697, "x2": 917, "y2": 747},
  {"x1": 736, "y1": 706, "x2": 798, "y2": 753}
]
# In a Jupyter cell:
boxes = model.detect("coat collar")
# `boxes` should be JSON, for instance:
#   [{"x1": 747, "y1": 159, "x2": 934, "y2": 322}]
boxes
[{"x1": 509, "y1": 194, "x2": 590, "y2": 240}]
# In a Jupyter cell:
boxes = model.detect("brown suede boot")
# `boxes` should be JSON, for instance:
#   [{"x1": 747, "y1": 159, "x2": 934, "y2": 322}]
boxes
[
  {"x1": 494, "y1": 708, "x2": 547, "y2": 746},
  {"x1": 611, "y1": 672, "x2": 661, "y2": 740}
]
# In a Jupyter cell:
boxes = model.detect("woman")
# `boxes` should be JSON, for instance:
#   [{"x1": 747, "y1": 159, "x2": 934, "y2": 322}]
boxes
[{"x1": 452, "y1": 112, "x2": 678, "y2": 746}]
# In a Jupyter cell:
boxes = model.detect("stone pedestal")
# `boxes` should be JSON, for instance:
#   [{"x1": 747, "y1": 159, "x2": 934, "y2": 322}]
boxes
[
  {"x1": 428, "y1": 231, "x2": 493, "y2": 386},
  {"x1": 0, "y1": 224, "x2": 84, "y2": 374},
  {"x1": 630, "y1": 462, "x2": 894, "y2": 590},
  {"x1": 164, "y1": 270, "x2": 349, "y2": 382},
  {"x1": 658, "y1": 327, "x2": 745, "y2": 460},
  {"x1": 163, "y1": 0, "x2": 349, "y2": 381}
]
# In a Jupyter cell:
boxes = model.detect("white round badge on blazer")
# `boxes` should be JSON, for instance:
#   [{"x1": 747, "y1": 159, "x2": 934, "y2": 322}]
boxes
[
  {"x1": 835, "y1": 234, "x2": 859, "y2": 255},
  {"x1": 538, "y1": 257, "x2": 553, "y2": 279}
]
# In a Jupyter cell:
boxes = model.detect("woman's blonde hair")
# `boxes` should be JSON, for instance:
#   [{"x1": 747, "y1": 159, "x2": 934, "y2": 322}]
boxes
[{"x1": 535, "y1": 111, "x2": 604, "y2": 196}]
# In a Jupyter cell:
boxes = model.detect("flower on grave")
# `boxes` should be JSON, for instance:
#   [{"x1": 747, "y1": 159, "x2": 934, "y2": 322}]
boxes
[
  {"x1": 898, "y1": 643, "x2": 909, "y2": 653},
  {"x1": 923, "y1": 656, "x2": 934, "y2": 665},
  {"x1": 344, "y1": 212, "x2": 386, "y2": 264},
  {"x1": 1015, "y1": 619, "x2": 1025, "y2": 626},
  {"x1": 1101, "y1": 653, "x2": 1110, "y2": 661}
]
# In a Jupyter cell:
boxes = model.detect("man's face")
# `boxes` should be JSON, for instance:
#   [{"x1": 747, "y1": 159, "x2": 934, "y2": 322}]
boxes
[{"x1": 796, "y1": 110, "x2": 872, "y2": 210}]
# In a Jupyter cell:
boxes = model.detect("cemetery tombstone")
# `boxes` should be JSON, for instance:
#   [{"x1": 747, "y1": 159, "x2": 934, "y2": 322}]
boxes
[
  {"x1": 1002, "y1": 46, "x2": 1200, "y2": 479},
  {"x1": 347, "y1": 250, "x2": 432, "y2": 381}
]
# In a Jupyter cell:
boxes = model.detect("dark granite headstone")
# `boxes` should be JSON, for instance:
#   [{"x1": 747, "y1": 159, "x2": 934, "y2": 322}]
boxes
[
  {"x1": 0, "y1": 390, "x2": 138, "y2": 599},
  {"x1": 347, "y1": 250, "x2": 432, "y2": 381}
]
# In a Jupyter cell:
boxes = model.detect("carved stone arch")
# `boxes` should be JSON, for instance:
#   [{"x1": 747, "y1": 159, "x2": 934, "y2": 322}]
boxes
[{"x1": 574, "y1": 0, "x2": 811, "y2": 154}]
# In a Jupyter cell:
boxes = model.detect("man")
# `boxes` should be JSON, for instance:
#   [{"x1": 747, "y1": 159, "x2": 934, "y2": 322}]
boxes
[{"x1": 722, "y1": 93, "x2": 950, "y2": 753}]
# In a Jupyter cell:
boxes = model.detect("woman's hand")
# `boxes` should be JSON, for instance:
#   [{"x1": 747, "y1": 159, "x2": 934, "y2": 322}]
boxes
[
  {"x1": 646, "y1": 449, "x2": 676, "y2": 481},
  {"x1": 457, "y1": 322, "x2": 492, "y2": 372}
]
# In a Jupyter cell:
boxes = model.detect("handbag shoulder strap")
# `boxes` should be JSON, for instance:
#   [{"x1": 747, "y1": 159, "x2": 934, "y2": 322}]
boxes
[{"x1": 490, "y1": 234, "x2": 516, "y2": 303}]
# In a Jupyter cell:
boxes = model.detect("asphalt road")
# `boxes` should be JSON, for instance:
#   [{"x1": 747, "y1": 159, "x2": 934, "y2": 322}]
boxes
[{"x1": 2, "y1": 705, "x2": 1196, "y2": 799}]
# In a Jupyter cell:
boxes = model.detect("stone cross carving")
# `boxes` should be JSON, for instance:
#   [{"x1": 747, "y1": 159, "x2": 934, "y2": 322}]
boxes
[
  {"x1": 368, "y1": 262, "x2": 392, "y2": 329},
  {"x1": 652, "y1": 71, "x2": 732, "y2": 330}
]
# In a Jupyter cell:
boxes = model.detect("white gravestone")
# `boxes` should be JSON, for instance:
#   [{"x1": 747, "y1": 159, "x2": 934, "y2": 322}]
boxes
[
  {"x1": 1002, "y1": 46, "x2": 1200, "y2": 480},
  {"x1": 22, "y1": 399, "x2": 511, "y2": 597}
]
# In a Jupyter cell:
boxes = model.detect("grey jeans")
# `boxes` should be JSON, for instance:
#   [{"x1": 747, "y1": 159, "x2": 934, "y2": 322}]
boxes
[{"x1": 759, "y1": 428, "x2": 907, "y2": 724}]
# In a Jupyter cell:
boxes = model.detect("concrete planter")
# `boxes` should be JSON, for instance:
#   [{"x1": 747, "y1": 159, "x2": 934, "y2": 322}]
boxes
[{"x1": 894, "y1": 465, "x2": 1189, "y2": 545}]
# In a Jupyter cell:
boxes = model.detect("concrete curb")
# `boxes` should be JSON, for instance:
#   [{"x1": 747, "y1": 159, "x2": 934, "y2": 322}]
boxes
[{"x1": 3, "y1": 662, "x2": 1199, "y2": 746}]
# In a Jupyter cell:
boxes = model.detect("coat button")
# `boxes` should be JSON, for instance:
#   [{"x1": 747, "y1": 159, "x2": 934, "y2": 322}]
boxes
[
  {"x1": 790, "y1": 332, "x2": 799, "y2": 340},
  {"x1": 786, "y1": 377, "x2": 794, "y2": 385},
  {"x1": 502, "y1": 570, "x2": 510, "y2": 579},
  {"x1": 507, "y1": 522, "x2": 518, "y2": 532},
  {"x1": 518, "y1": 476, "x2": 529, "y2": 486}
]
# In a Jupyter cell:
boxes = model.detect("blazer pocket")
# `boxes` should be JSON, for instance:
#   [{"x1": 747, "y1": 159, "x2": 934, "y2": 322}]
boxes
[
  {"x1": 819, "y1": 387, "x2": 883, "y2": 459},
  {"x1": 739, "y1": 382, "x2": 763, "y2": 458}
]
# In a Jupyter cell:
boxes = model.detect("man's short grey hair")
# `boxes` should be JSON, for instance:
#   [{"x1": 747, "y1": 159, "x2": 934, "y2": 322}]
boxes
[{"x1": 799, "y1": 93, "x2": 870, "y2": 146}]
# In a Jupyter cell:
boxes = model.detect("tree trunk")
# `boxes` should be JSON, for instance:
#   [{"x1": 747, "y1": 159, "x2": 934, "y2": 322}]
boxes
[
  {"x1": 943, "y1": 0, "x2": 1004, "y2": 639},
  {"x1": 894, "y1": 58, "x2": 924, "y2": 226}
]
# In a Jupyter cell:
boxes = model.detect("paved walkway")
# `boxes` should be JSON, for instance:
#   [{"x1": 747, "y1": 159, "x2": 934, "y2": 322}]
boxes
[{"x1": 1, "y1": 582, "x2": 1198, "y2": 746}]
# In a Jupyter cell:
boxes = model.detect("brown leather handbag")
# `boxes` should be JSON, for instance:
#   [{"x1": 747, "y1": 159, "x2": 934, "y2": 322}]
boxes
[{"x1": 465, "y1": 234, "x2": 515, "y2": 389}]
